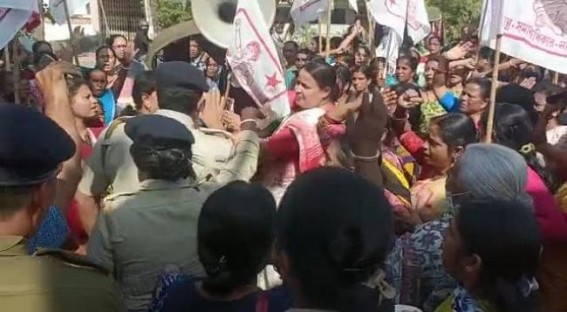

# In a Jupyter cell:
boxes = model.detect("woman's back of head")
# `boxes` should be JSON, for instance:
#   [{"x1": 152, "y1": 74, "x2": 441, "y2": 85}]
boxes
[
  {"x1": 430, "y1": 113, "x2": 478, "y2": 149},
  {"x1": 455, "y1": 143, "x2": 531, "y2": 206},
  {"x1": 483, "y1": 103, "x2": 558, "y2": 191},
  {"x1": 277, "y1": 167, "x2": 394, "y2": 312},
  {"x1": 199, "y1": 181, "x2": 277, "y2": 297},
  {"x1": 455, "y1": 199, "x2": 541, "y2": 312}
]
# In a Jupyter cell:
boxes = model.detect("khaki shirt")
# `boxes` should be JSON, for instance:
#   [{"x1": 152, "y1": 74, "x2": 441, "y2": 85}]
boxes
[
  {"x1": 0, "y1": 235, "x2": 123, "y2": 312},
  {"x1": 87, "y1": 130, "x2": 259, "y2": 311},
  {"x1": 78, "y1": 109, "x2": 234, "y2": 197}
]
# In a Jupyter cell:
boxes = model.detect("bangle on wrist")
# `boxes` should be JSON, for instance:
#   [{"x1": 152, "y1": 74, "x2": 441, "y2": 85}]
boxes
[
  {"x1": 352, "y1": 150, "x2": 381, "y2": 161},
  {"x1": 240, "y1": 119, "x2": 258, "y2": 127}
]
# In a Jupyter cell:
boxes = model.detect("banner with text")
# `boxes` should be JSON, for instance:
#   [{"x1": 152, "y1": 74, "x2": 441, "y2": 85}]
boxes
[{"x1": 480, "y1": 0, "x2": 567, "y2": 74}]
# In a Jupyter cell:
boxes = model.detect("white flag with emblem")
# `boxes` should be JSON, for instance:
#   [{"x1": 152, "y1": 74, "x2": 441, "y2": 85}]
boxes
[
  {"x1": 290, "y1": 0, "x2": 329, "y2": 28},
  {"x1": 226, "y1": 0, "x2": 290, "y2": 119},
  {"x1": 0, "y1": 0, "x2": 38, "y2": 49}
]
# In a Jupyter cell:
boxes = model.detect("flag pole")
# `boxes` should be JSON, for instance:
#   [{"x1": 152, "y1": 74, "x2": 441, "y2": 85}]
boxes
[
  {"x1": 553, "y1": 71, "x2": 559, "y2": 84},
  {"x1": 318, "y1": 14, "x2": 323, "y2": 54},
  {"x1": 62, "y1": 0, "x2": 80, "y2": 66},
  {"x1": 365, "y1": 2, "x2": 375, "y2": 49},
  {"x1": 485, "y1": 34, "x2": 502, "y2": 144},
  {"x1": 325, "y1": 0, "x2": 332, "y2": 55}
]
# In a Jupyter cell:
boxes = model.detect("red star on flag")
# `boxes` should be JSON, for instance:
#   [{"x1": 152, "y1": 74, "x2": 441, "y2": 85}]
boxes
[
  {"x1": 266, "y1": 73, "x2": 282, "y2": 88},
  {"x1": 389, "y1": 0, "x2": 397, "y2": 5}
]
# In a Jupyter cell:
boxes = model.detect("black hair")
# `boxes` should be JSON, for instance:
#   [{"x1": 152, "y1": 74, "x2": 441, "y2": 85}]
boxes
[
  {"x1": 479, "y1": 47, "x2": 494, "y2": 62},
  {"x1": 496, "y1": 84, "x2": 538, "y2": 124},
  {"x1": 302, "y1": 61, "x2": 339, "y2": 102},
  {"x1": 157, "y1": 87, "x2": 202, "y2": 115},
  {"x1": 277, "y1": 167, "x2": 394, "y2": 312},
  {"x1": 330, "y1": 37, "x2": 343, "y2": 50},
  {"x1": 430, "y1": 113, "x2": 478, "y2": 150},
  {"x1": 106, "y1": 34, "x2": 127, "y2": 47},
  {"x1": 466, "y1": 77, "x2": 492, "y2": 100},
  {"x1": 335, "y1": 64, "x2": 352, "y2": 98},
  {"x1": 32, "y1": 41, "x2": 53, "y2": 55},
  {"x1": 482, "y1": 103, "x2": 558, "y2": 191},
  {"x1": 396, "y1": 55, "x2": 418, "y2": 72},
  {"x1": 297, "y1": 48, "x2": 314, "y2": 58},
  {"x1": 456, "y1": 199, "x2": 541, "y2": 312},
  {"x1": 199, "y1": 181, "x2": 276, "y2": 297},
  {"x1": 284, "y1": 40, "x2": 299, "y2": 50},
  {"x1": 96, "y1": 45, "x2": 116, "y2": 58},
  {"x1": 0, "y1": 185, "x2": 40, "y2": 219},
  {"x1": 132, "y1": 70, "x2": 156, "y2": 109},
  {"x1": 352, "y1": 65, "x2": 373, "y2": 80},
  {"x1": 130, "y1": 138, "x2": 194, "y2": 181},
  {"x1": 65, "y1": 75, "x2": 88, "y2": 99}
]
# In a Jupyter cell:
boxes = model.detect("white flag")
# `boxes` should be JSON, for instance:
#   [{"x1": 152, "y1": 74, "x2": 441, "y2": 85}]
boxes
[
  {"x1": 376, "y1": 28, "x2": 402, "y2": 75},
  {"x1": 49, "y1": 0, "x2": 90, "y2": 25},
  {"x1": 226, "y1": 0, "x2": 290, "y2": 119},
  {"x1": 348, "y1": 0, "x2": 359, "y2": 12},
  {"x1": 480, "y1": 0, "x2": 567, "y2": 74},
  {"x1": 368, "y1": 0, "x2": 430, "y2": 43},
  {"x1": 290, "y1": 0, "x2": 329, "y2": 28},
  {"x1": 0, "y1": 0, "x2": 38, "y2": 49}
]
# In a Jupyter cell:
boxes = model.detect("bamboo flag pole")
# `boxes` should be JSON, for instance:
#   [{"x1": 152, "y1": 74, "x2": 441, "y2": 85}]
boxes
[
  {"x1": 553, "y1": 71, "x2": 560, "y2": 85},
  {"x1": 318, "y1": 14, "x2": 323, "y2": 54},
  {"x1": 325, "y1": 0, "x2": 333, "y2": 55},
  {"x1": 365, "y1": 2, "x2": 375, "y2": 49},
  {"x1": 37, "y1": 0, "x2": 46, "y2": 40},
  {"x1": 485, "y1": 34, "x2": 503, "y2": 144},
  {"x1": 62, "y1": 0, "x2": 80, "y2": 66}
]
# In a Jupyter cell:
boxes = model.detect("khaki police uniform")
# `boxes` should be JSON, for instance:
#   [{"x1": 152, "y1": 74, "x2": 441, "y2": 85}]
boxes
[
  {"x1": 0, "y1": 236, "x2": 123, "y2": 312},
  {"x1": 78, "y1": 109, "x2": 234, "y2": 197},
  {"x1": 87, "y1": 115, "x2": 260, "y2": 311},
  {"x1": 0, "y1": 103, "x2": 123, "y2": 311}
]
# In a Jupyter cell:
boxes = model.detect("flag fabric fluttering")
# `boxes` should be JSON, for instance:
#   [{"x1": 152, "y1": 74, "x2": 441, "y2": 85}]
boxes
[
  {"x1": 479, "y1": 0, "x2": 567, "y2": 74},
  {"x1": 290, "y1": 0, "x2": 329, "y2": 28},
  {"x1": 226, "y1": 0, "x2": 291, "y2": 119},
  {"x1": 348, "y1": 0, "x2": 359, "y2": 13},
  {"x1": 368, "y1": 0, "x2": 430, "y2": 44},
  {"x1": 0, "y1": 0, "x2": 38, "y2": 49},
  {"x1": 49, "y1": 0, "x2": 91, "y2": 25},
  {"x1": 376, "y1": 27, "x2": 402, "y2": 75}
]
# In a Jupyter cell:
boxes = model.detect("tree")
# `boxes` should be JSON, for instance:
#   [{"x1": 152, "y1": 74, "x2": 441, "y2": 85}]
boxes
[
  {"x1": 154, "y1": 0, "x2": 192, "y2": 29},
  {"x1": 426, "y1": 0, "x2": 482, "y2": 43}
]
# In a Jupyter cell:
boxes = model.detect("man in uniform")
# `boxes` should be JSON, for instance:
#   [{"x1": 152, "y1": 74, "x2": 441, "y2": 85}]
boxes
[
  {"x1": 76, "y1": 62, "x2": 236, "y2": 234},
  {"x1": 87, "y1": 112, "x2": 259, "y2": 310},
  {"x1": 0, "y1": 103, "x2": 123, "y2": 311}
]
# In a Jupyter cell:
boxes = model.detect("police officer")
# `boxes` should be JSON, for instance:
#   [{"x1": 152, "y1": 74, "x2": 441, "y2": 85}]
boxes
[
  {"x1": 88, "y1": 110, "x2": 260, "y2": 310},
  {"x1": 76, "y1": 61, "x2": 237, "y2": 234},
  {"x1": 0, "y1": 103, "x2": 123, "y2": 311}
]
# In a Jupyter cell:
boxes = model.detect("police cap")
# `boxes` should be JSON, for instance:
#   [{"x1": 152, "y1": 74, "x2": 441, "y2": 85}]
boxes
[
  {"x1": 0, "y1": 103, "x2": 75, "y2": 186},
  {"x1": 124, "y1": 114, "x2": 195, "y2": 147},
  {"x1": 155, "y1": 61, "x2": 209, "y2": 93}
]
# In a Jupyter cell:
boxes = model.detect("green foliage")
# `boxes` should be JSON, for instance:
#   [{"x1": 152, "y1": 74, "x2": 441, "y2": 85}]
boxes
[
  {"x1": 426, "y1": 0, "x2": 482, "y2": 43},
  {"x1": 154, "y1": 0, "x2": 192, "y2": 29}
]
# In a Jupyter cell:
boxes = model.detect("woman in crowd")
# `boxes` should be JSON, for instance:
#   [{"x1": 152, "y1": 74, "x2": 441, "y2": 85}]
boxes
[
  {"x1": 426, "y1": 36, "x2": 443, "y2": 56},
  {"x1": 157, "y1": 181, "x2": 291, "y2": 312},
  {"x1": 87, "y1": 68, "x2": 115, "y2": 125},
  {"x1": 481, "y1": 103, "x2": 567, "y2": 243},
  {"x1": 119, "y1": 70, "x2": 158, "y2": 117},
  {"x1": 204, "y1": 57, "x2": 223, "y2": 92},
  {"x1": 392, "y1": 104, "x2": 477, "y2": 222},
  {"x1": 418, "y1": 55, "x2": 458, "y2": 135},
  {"x1": 389, "y1": 143, "x2": 535, "y2": 310},
  {"x1": 254, "y1": 62, "x2": 343, "y2": 202},
  {"x1": 354, "y1": 45, "x2": 371, "y2": 66},
  {"x1": 395, "y1": 55, "x2": 418, "y2": 86},
  {"x1": 276, "y1": 167, "x2": 396, "y2": 312},
  {"x1": 437, "y1": 198, "x2": 541, "y2": 312},
  {"x1": 351, "y1": 65, "x2": 377, "y2": 95},
  {"x1": 94, "y1": 46, "x2": 119, "y2": 120},
  {"x1": 458, "y1": 77, "x2": 491, "y2": 127}
]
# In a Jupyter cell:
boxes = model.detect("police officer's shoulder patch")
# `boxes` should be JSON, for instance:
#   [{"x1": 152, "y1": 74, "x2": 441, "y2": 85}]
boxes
[{"x1": 34, "y1": 249, "x2": 110, "y2": 275}]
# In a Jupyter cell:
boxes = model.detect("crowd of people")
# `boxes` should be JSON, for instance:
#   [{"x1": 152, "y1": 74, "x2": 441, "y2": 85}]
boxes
[{"x1": 1, "y1": 17, "x2": 567, "y2": 312}]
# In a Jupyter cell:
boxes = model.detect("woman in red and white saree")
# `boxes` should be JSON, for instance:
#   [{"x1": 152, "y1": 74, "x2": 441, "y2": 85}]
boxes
[{"x1": 259, "y1": 62, "x2": 339, "y2": 202}]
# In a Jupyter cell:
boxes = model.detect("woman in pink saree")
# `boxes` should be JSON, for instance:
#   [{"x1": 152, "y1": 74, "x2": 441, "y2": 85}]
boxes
[{"x1": 256, "y1": 62, "x2": 339, "y2": 202}]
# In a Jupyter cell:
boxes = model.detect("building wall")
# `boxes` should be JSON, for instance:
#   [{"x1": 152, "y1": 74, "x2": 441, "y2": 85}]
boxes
[{"x1": 99, "y1": 0, "x2": 146, "y2": 40}]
